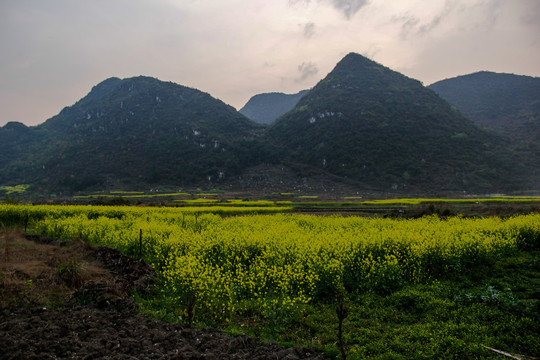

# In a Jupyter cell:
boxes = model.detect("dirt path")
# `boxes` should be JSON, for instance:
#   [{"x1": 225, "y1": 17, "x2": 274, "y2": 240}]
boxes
[{"x1": 0, "y1": 231, "x2": 328, "y2": 360}]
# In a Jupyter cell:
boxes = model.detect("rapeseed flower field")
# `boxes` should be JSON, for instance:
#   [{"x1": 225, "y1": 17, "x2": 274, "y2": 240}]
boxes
[{"x1": 1, "y1": 204, "x2": 537, "y2": 325}]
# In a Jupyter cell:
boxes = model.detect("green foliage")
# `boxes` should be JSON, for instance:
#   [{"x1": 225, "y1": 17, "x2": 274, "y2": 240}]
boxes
[
  {"x1": 265, "y1": 266, "x2": 539, "y2": 359},
  {"x1": 454, "y1": 286, "x2": 520, "y2": 312},
  {"x1": 0, "y1": 184, "x2": 30, "y2": 195}
]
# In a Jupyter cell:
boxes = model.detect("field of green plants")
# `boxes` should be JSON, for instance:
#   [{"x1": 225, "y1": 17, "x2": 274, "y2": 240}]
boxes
[{"x1": 1, "y1": 203, "x2": 538, "y2": 359}]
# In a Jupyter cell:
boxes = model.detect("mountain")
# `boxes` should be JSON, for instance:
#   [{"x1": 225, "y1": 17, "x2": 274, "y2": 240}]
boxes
[
  {"x1": 0, "y1": 76, "x2": 267, "y2": 192},
  {"x1": 0, "y1": 122, "x2": 38, "y2": 160},
  {"x1": 0, "y1": 122, "x2": 46, "y2": 187},
  {"x1": 1, "y1": 56, "x2": 536, "y2": 196},
  {"x1": 239, "y1": 90, "x2": 308, "y2": 124},
  {"x1": 266, "y1": 53, "x2": 528, "y2": 192},
  {"x1": 428, "y1": 72, "x2": 540, "y2": 142},
  {"x1": 429, "y1": 72, "x2": 540, "y2": 187}
]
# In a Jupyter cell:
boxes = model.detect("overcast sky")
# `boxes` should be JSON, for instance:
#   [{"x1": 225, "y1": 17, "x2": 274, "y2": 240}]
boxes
[{"x1": 1, "y1": 0, "x2": 539, "y2": 127}]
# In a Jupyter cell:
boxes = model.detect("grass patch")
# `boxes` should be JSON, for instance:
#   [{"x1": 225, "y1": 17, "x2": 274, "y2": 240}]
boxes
[
  {"x1": 110, "y1": 191, "x2": 145, "y2": 195},
  {"x1": 174, "y1": 199, "x2": 220, "y2": 204},
  {"x1": 211, "y1": 250, "x2": 539, "y2": 359},
  {"x1": 0, "y1": 185, "x2": 30, "y2": 195}
]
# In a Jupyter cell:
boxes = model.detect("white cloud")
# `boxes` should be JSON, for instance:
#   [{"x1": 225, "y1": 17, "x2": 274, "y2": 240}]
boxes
[
  {"x1": 296, "y1": 62, "x2": 319, "y2": 82},
  {"x1": 288, "y1": 0, "x2": 369, "y2": 19}
]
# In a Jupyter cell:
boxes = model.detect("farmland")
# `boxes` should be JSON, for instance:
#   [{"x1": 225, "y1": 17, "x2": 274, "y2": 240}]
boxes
[{"x1": 1, "y1": 203, "x2": 539, "y2": 359}]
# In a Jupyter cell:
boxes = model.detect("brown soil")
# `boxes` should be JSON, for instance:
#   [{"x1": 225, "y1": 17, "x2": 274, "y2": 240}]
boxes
[{"x1": 0, "y1": 230, "x2": 328, "y2": 360}]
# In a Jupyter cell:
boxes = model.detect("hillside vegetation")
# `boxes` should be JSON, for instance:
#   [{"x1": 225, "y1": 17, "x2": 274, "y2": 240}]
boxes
[
  {"x1": 429, "y1": 71, "x2": 540, "y2": 142},
  {"x1": 429, "y1": 72, "x2": 540, "y2": 187},
  {"x1": 0, "y1": 77, "x2": 269, "y2": 192},
  {"x1": 267, "y1": 53, "x2": 527, "y2": 192},
  {"x1": 0, "y1": 54, "x2": 537, "y2": 195}
]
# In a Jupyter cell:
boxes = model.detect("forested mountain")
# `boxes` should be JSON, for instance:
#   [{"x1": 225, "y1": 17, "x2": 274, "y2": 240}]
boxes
[
  {"x1": 0, "y1": 76, "x2": 267, "y2": 191},
  {"x1": 428, "y1": 72, "x2": 540, "y2": 142},
  {"x1": 0, "y1": 122, "x2": 45, "y2": 187},
  {"x1": 239, "y1": 90, "x2": 308, "y2": 124},
  {"x1": 266, "y1": 53, "x2": 528, "y2": 192},
  {"x1": 0, "y1": 55, "x2": 536, "y2": 195},
  {"x1": 429, "y1": 72, "x2": 540, "y2": 188}
]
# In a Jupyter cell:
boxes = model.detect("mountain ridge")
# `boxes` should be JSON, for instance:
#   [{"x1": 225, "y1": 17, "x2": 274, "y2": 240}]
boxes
[
  {"x1": 0, "y1": 76, "x2": 268, "y2": 191},
  {"x1": 239, "y1": 90, "x2": 309, "y2": 124},
  {"x1": 0, "y1": 55, "x2": 537, "y2": 195},
  {"x1": 428, "y1": 71, "x2": 540, "y2": 141},
  {"x1": 428, "y1": 71, "x2": 540, "y2": 190},
  {"x1": 266, "y1": 53, "x2": 527, "y2": 192}
]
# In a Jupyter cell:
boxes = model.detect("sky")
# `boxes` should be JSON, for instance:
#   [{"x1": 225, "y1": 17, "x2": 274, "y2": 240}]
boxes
[{"x1": 1, "y1": 0, "x2": 539, "y2": 127}]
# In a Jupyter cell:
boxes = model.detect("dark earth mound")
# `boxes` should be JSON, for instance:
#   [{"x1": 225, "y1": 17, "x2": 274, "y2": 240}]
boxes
[
  {"x1": 1, "y1": 306, "x2": 327, "y2": 360},
  {"x1": 0, "y1": 231, "x2": 328, "y2": 360}
]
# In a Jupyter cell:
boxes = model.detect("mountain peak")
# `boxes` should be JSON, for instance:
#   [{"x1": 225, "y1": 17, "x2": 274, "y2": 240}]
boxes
[
  {"x1": 87, "y1": 76, "x2": 168, "y2": 101},
  {"x1": 314, "y1": 52, "x2": 417, "y2": 92},
  {"x1": 337, "y1": 52, "x2": 371, "y2": 65},
  {"x1": 4, "y1": 75, "x2": 264, "y2": 191},
  {"x1": 2, "y1": 121, "x2": 29, "y2": 131},
  {"x1": 332, "y1": 52, "x2": 382, "y2": 73},
  {"x1": 267, "y1": 52, "x2": 527, "y2": 192},
  {"x1": 95, "y1": 76, "x2": 122, "y2": 87},
  {"x1": 90, "y1": 76, "x2": 122, "y2": 91}
]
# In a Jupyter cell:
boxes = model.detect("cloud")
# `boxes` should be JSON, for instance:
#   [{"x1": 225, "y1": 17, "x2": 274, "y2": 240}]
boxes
[
  {"x1": 398, "y1": 0, "x2": 540, "y2": 86},
  {"x1": 392, "y1": 15, "x2": 420, "y2": 40},
  {"x1": 361, "y1": 44, "x2": 380, "y2": 59},
  {"x1": 329, "y1": 0, "x2": 369, "y2": 19},
  {"x1": 296, "y1": 61, "x2": 318, "y2": 82},
  {"x1": 520, "y1": 1, "x2": 540, "y2": 26},
  {"x1": 288, "y1": 0, "x2": 368, "y2": 19},
  {"x1": 288, "y1": 0, "x2": 310, "y2": 5},
  {"x1": 393, "y1": 1, "x2": 458, "y2": 40},
  {"x1": 303, "y1": 22, "x2": 316, "y2": 38},
  {"x1": 418, "y1": 15, "x2": 442, "y2": 34}
]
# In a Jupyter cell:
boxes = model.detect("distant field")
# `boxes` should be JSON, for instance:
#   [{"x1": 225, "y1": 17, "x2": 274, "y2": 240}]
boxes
[
  {"x1": 69, "y1": 191, "x2": 540, "y2": 204},
  {"x1": 358, "y1": 196, "x2": 540, "y2": 204}
]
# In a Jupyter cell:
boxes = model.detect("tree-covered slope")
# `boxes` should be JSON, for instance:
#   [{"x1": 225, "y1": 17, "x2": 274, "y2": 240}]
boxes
[
  {"x1": 0, "y1": 122, "x2": 47, "y2": 187},
  {"x1": 429, "y1": 72, "x2": 540, "y2": 188},
  {"x1": 267, "y1": 53, "x2": 526, "y2": 192},
  {"x1": 428, "y1": 72, "x2": 540, "y2": 142},
  {"x1": 239, "y1": 90, "x2": 308, "y2": 124},
  {"x1": 0, "y1": 76, "x2": 267, "y2": 191},
  {"x1": 1, "y1": 58, "x2": 536, "y2": 195}
]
